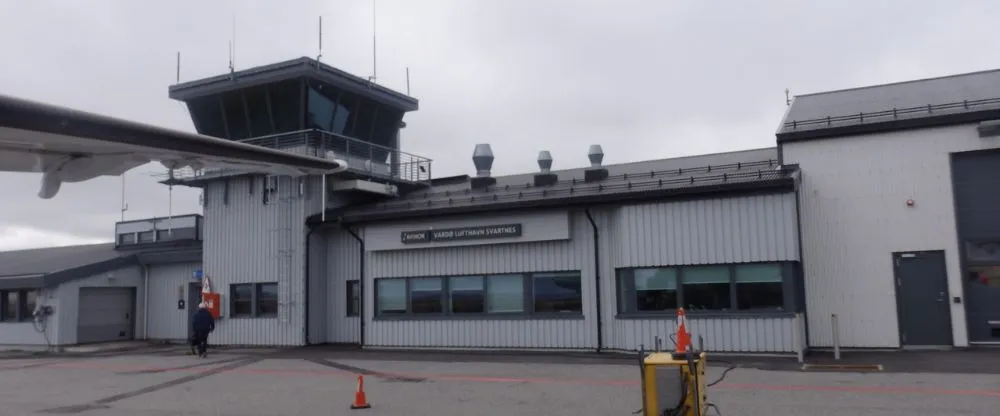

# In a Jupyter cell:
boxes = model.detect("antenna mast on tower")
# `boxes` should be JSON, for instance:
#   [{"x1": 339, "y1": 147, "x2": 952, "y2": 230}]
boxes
[
  {"x1": 369, "y1": 0, "x2": 377, "y2": 84},
  {"x1": 120, "y1": 173, "x2": 128, "y2": 221},
  {"x1": 317, "y1": 16, "x2": 324, "y2": 64},
  {"x1": 229, "y1": 14, "x2": 237, "y2": 74}
]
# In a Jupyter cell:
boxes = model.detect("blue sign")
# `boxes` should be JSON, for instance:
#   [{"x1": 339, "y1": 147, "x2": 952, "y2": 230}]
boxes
[{"x1": 192, "y1": 269, "x2": 203, "y2": 280}]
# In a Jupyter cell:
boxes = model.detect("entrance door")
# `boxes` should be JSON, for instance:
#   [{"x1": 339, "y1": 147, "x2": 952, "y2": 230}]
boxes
[
  {"x1": 186, "y1": 283, "x2": 202, "y2": 336},
  {"x1": 893, "y1": 251, "x2": 953, "y2": 347}
]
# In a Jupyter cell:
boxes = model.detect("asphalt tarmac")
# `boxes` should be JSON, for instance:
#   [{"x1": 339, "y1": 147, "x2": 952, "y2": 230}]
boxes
[{"x1": 0, "y1": 345, "x2": 997, "y2": 415}]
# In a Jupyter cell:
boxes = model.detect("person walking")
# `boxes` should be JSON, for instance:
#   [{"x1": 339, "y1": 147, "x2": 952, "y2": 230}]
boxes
[{"x1": 189, "y1": 302, "x2": 215, "y2": 358}]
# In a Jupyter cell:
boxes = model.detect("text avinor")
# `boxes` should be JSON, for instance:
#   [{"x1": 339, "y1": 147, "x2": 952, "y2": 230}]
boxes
[{"x1": 400, "y1": 224, "x2": 522, "y2": 244}]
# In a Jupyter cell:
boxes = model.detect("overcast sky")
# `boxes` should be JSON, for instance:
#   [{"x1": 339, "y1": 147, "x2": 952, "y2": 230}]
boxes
[{"x1": 1, "y1": 0, "x2": 999, "y2": 250}]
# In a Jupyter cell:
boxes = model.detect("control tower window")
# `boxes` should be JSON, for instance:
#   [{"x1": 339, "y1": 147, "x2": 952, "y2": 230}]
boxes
[
  {"x1": 269, "y1": 79, "x2": 301, "y2": 132},
  {"x1": 187, "y1": 97, "x2": 227, "y2": 139},
  {"x1": 244, "y1": 86, "x2": 274, "y2": 137},
  {"x1": 222, "y1": 91, "x2": 251, "y2": 140},
  {"x1": 307, "y1": 87, "x2": 337, "y2": 132}
]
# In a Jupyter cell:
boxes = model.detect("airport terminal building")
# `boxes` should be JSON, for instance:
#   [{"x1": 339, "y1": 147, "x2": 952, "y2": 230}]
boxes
[{"x1": 2, "y1": 58, "x2": 999, "y2": 354}]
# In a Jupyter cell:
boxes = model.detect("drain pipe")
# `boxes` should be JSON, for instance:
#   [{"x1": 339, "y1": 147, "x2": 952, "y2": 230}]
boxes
[
  {"x1": 142, "y1": 263, "x2": 150, "y2": 340},
  {"x1": 343, "y1": 223, "x2": 366, "y2": 348},
  {"x1": 584, "y1": 209, "x2": 604, "y2": 353}
]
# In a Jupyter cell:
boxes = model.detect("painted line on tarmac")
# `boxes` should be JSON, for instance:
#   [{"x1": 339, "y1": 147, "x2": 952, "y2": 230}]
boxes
[
  {"x1": 40, "y1": 357, "x2": 262, "y2": 414},
  {"x1": 39, "y1": 360, "x2": 1000, "y2": 398}
]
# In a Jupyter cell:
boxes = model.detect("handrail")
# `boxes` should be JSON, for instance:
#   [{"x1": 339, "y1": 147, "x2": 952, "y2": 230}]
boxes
[
  {"x1": 783, "y1": 97, "x2": 1000, "y2": 130},
  {"x1": 395, "y1": 159, "x2": 781, "y2": 202},
  {"x1": 366, "y1": 162, "x2": 793, "y2": 212},
  {"x1": 158, "y1": 129, "x2": 434, "y2": 184}
]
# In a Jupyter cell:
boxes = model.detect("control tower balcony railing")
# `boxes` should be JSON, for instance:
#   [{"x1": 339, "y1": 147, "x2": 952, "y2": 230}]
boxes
[{"x1": 164, "y1": 129, "x2": 433, "y2": 185}]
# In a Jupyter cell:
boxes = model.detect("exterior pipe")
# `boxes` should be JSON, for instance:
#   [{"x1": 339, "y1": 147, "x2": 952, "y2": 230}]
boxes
[
  {"x1": 142, "y1": 263, "x2": 149, "y2": 340},
  {"x1": 584, "y1": 208, "x2": 604, "y2": 353},
  {"x1": 343, "y1": 224, "x2": 365, "y2": 349}
]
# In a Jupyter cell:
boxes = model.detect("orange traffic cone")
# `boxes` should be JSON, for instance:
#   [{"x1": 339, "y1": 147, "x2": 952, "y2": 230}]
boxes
[
  {"x1": 674, "y1": 307, "x2": 692, "y2": 354},
  {"x1": 350, "y1": 374, "x2": 371, "y2": 410}
]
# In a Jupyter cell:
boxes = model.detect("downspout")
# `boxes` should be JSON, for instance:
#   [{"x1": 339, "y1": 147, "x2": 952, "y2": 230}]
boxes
[
  {"x1": 142, "y1": 263, "x2": 149, "y2": 340},
  {"x1": 584, "y1": 209, "x2": 604, "y2": 353},
  {"x1": 343, "y1": 223, "x2": 365, "y2": 349}
]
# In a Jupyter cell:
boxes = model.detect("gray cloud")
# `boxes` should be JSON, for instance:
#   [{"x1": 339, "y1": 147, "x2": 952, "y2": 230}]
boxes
[{"x1": 2, "y1": 0, "x2": 1000, "y2": 248}]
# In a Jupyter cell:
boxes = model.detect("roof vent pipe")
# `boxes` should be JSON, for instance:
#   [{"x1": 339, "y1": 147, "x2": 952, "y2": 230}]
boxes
[
  {"x1": 472, "y1": 143, "x2": 494, "y2": 177},
  {"x1": 471, "y1": 143, "x2": 497, "y2": 189},
  {"x1": 534, "y1": 150, "x2": 558, "y2": 186},
  {"x1": 588, "y1": 145, "x2": 604, "y2": 168},
  {"x1": 584, "y1": 144, "x2": 609, "y2": 182},
  {"x1": 538, "y1": 151, "x2": 553, "y2": 173}
]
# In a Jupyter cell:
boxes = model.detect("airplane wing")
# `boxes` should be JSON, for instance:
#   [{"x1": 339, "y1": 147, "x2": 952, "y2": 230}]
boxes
[{"x1": 0, "y1": 93, "x2": 348, "y2": 199}]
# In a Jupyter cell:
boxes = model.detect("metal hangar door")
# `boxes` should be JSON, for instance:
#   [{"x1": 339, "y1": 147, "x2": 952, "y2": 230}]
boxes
[{"x1": 77, "y1": 287, "x2": 136, "y2": 344}]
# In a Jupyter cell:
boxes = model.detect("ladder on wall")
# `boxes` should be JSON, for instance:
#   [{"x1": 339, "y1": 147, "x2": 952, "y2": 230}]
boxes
[{"x1": 268, "y1": 174, "x2": 299, "y2": 324}]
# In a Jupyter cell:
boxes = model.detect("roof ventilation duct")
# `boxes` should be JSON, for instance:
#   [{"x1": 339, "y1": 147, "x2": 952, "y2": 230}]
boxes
[
  {"x1": 471, "y1": 143, "x2": 497, "y2": 189},
  {"x1": 533, "y1": 150, "x2": 558, "y2": 186},
  {"x1": 584, "y1": 144, "x2": 609, "y2": 182}
]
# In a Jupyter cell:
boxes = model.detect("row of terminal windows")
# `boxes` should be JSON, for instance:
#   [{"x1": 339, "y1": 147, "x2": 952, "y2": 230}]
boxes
[{"x1": 371, "y1": 262, "x2": 799, "y2": 319}]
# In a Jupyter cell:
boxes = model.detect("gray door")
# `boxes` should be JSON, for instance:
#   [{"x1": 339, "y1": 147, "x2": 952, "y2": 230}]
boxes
[
  {"x1": 77, "y1": 287, "x2": 135, "y2": 344},
  {"x1": 187, "y1": 283, "x2": 202, "y2": 336},
  {"x1": 893, "y1": 251, "x2": 953, "y2": 346}
]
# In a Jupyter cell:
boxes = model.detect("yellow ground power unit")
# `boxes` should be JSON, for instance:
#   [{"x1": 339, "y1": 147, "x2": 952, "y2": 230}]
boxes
[{"x1": 640, "y1": 351, "x2": 708, "y2": 416}]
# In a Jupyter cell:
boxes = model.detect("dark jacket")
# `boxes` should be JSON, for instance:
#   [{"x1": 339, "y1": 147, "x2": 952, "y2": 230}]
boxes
[{"x1": 191, "y1": 308, "x2": 216, "y2": 333}]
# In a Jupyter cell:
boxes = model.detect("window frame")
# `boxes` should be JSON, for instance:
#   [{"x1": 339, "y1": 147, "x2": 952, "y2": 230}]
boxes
[
  {"x1": 229, "y1": 282, "x2": 279, "y2": 319},
  {"x1": 0, "y1": 289, "x2": 39, "y2": 323},
  {"x1": 346, "y1": 280, "x2": 360, "y2": 317},
  {"x1": 615, "y1": 262, "x2": 801, "y2": 319},
  {"x1": 373, "y1": 271, "x2": 585, "y2": 321}
]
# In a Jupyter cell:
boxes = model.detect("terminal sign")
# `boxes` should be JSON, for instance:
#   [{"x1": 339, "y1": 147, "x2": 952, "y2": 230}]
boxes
[{"x1": 401, "y1": 224, "x2": 523, "y2": 244}]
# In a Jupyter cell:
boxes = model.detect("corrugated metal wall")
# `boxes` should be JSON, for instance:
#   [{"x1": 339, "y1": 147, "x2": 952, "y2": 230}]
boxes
[
  {"x1": 365, "y1": 210, "x2": 596, "y2": 349},
  {"x1": 783, "y1": 125, "x2": 990, "y2": 348},
  {"x1": 605, "y1": 194, "x2": 803, "y2": 353},
  {"x1": 146, "y1": 262, "x2": 202, "y2": 341},
  {"x1": 202, "y1": 175, "x2": 312, "y2": 346},
  {"x1": 326, "y1": 228, "x2": 361, "y2": 344},
  {"x1": 615, "y1": 194, "x2": 800, "y2": 266}
]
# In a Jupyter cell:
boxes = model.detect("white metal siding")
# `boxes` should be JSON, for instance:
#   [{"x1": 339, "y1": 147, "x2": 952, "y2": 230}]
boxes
[
  {"x1": 365, "y1": 210, "x2": 596, "y2": 349},
  {"x1": 146, "y1": 262, "x2": 202, "y2": 341},
  {"x1": 612, "y1": 316, "x2": 803, "y2": 353},
  {"x1": 783, "y1": 123, "x2": 1000, "y2": 348},
  {"x1": 327, "y1": 228, "x2": 361, "y2": 343},
  {"x1": 606, "y1": 194, "x2": 803, "y2": 353},
  {"x1": 616, "y1": 193, "x2": 800, "y2": 266},
  {"x1": 202, "y1": 176, "x2": 311, "y2": 346}
]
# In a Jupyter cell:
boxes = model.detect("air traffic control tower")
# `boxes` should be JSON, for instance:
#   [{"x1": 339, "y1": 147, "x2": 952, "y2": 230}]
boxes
[{"x1": 162, "y1": 57, "x2": 432, "y2": 198}]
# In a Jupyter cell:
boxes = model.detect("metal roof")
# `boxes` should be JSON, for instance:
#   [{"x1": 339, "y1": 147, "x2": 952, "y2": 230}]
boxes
[
  {"x1": 0, "y1": 242, "x2": 202, "y2": 290},
  {"x1": 0, "y1": 243, "x2": 122, "y2": 278},
  {"x1": 777, "y1": 68, "x2": 1000, "y2": 142},
  {"x1": 319, "y1": 147, "x2": 797, "y2": 224},
  {"x1": 168, "y1": 56, "x2": 419, "y2": 113}
]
